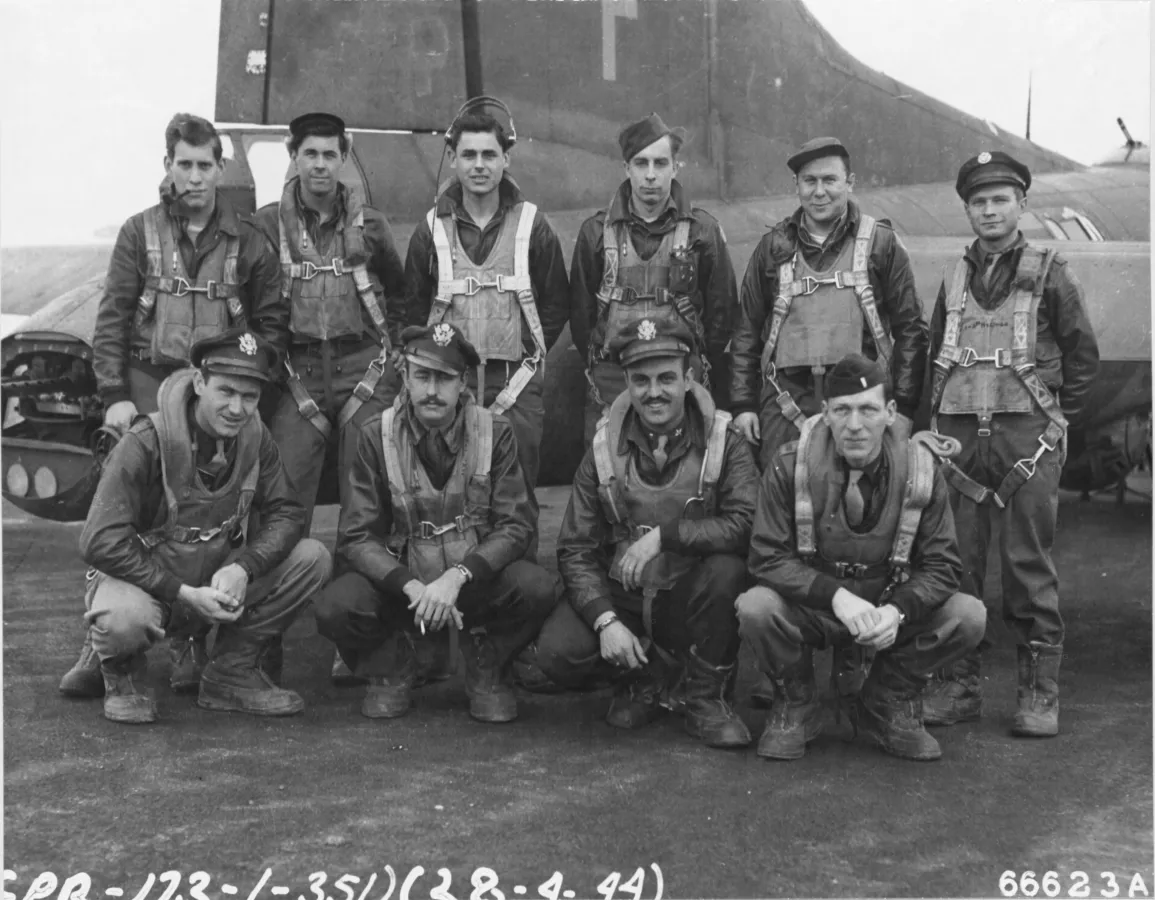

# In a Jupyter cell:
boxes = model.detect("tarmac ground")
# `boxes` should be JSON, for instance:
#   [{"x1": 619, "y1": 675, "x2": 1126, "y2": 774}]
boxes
[{"x1": 3, "y1": 480, "x2": 1152, "y2": 898}]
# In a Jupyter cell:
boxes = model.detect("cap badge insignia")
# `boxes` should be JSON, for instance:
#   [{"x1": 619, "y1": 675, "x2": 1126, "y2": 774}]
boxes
[
  {"x1": 238, "y1": 333, "x2": 258, "y2": 356},
  {"x1": 977, "y1": 151, "x2": 992, "y2": 165},
  {"x1": 433, "y1": 323, "x2": 454, "y2": 347},
  {"x1": 638, "y1": 319, "x2": 657, "y2": 341}
]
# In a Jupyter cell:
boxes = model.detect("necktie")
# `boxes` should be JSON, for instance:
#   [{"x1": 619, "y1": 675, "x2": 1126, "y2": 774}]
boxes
[
  {"x1": 845, "y1": 469, "x2": 866, "y2": 527},
  {"x1": 652, "y1": 434, "x2": 669, "y2": 470},
  {"x1": 982, "y1": 252, "x2": 1000, "y2": 290}
]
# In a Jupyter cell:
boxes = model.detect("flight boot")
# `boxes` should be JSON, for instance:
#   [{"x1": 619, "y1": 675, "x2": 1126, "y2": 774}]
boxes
[
  {"x1": 59, "y1": 628, "x2": 105, "y2": 698},
  {"x1": 361, "y1": 633, "x2": 419, "y2": 720},
  {"x1": 101, "y1": 653, "x2": 157, "y2": 724},
  {"x1": 756, "y1": 649, "x2": 825, "y2": 760},
  {"x1": 605, "y1": 656, "x2": 668, "y2": 729},
  {"x1": 331, "y1": 647, "x2": 366, "y2": 687},
  {"x1": 168, "y1": 633, "x2": 209, "y2": 694},
  {"x1": 262, "y1": 634, "x2": 284, "y2": 686},
  {"x1": 1011, "y1": 642, "x2": 1062, "y2": 738},
  {"x1": 460, "y1": 627, "x2": 518, "y2": 723},
  {"x1": 197, "y1": 628, "x2": 304, "y2": 716},
  {"x1": 511, "y1": 642, "x2": 567, "y2": 694},
  {"x1": 682, "y1": 647, "x2": 752, "y2": 749},
  {"x1": 853, "y1": 657, "x2": 941, "y2": 761},
  {"x1": 922, "y1": 650, "x2": 983, "y2": 726}
]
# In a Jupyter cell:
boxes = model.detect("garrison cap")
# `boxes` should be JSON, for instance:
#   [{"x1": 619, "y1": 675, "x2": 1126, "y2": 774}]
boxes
[
  {"x1": 955, "y1": 150, "x2": 1031, "y2": 200},
  {"x1": 609, "y1": 318, "x2": 694, "y2": 368},
  {"x1": 401, "y1": 323, "x2": 480, "y2": 376},
  {"x1": 289, "y1": 112, "x2": 346, "y2": 140},
  {"x1": 190, "y1": 327, "x2": 277, "y2": 384},
  {"x1": 825, "y1": 353, "x2": 888, "y2": 401},
  {"x1": 787, "y1": 136, "x2": 851, "y2": 174},
  {"x1": 618, "y1": 113, "x2": 686, "y2": 162}
]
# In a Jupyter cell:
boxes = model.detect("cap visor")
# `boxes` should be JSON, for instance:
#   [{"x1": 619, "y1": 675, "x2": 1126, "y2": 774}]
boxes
[
  {"x1": 405, "y1": 352, "x2": 463, "y2": 377},
  {"x1": 202, "y1": 363, "x2": 269, "y2": 384}
]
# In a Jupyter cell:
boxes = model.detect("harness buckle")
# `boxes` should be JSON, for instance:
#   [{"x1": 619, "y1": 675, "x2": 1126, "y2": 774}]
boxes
[
  {"x1": 1013, "y1": 457, "x2": 1037, "y2": 481},
  {"x1": 833, "y1": 270, "x2": 852, "y2": 290},
  {"x1": 414, "y1": 521, "x2": 437, "y2": 540},
  {"x1": 299, "y1": 261, "x2": 319, "y2": 281},
  {"x1": 798, "y1": 276, "x2": 821, "y2": 296},
  {"x1": 492, "y1": 274, "x2": 505, "y2": 293},
  {"x1": 203, "y1": 280, "x2": 220, "y2": 301},
  {"x1": 330, "y1": 258, "x2": 345, "y2": 277},
  {"x1": 993, "y1": 347, "x2": 1012, "y2": 368},
  {"x1": 834, "y1": 562, "x2": 869, "y2": 578},
  {"x1": 461, "y1": 276, "x2": 482, "y2": 296},
  {"x1": 171, "y1": 276, "x2": 193, "y2": 298},
  {"x1": 454, "y1": 515, "x2": 471, "y2": 533},
  {"x1": 955, "y1": 347, "x2": 979, "y2": 367}
]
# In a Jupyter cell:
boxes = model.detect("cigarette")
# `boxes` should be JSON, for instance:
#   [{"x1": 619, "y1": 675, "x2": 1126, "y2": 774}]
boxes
[{"x1": 419, "y1": 620, "x2": 426, "y2": 635}]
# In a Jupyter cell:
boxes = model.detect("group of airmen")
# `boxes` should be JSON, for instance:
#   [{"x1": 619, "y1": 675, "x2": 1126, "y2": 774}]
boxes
[{"x1": 58, "y1": 100, "x2": 1099, "y2": 763}]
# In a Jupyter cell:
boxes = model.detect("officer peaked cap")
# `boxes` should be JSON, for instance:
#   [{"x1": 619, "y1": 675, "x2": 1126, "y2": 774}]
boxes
[
  {"x1": 190, "y1": 327, "x2": 278, "y2": 384},
  {"x1": 956, "y1": 150, "x2": 1031, "y2": 200},
  {"x1": 401, "y1": 324, "x2": 480, "y2": 376},
  {"x1": 609, "y1": 318, "x2": 695, "y2": 368},
  {"x1": 289, "y1": 112, "x2": 347, "y2": 140}
]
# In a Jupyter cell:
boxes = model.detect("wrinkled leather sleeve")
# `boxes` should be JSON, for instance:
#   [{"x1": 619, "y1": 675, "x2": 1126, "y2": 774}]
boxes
[
  {"x1": 567, "y1": 213, "x2": 606, "y2": 363},
  {"x1": 556, "y1": 450, "x2": 617, "y2": 629},
  {"x1": 93, "y1": 215, "x2": 147, "y2": 405},
  {"x1": 363, "y1": 207, "x2": 409, "y2": 346},
  {"x1": 692, "y1": 210, "x2": 740, "y2": 401},
  {"x1": 1043, "y1": 257, "x2": 1100, "y2": 425},
  {"x1": 730, "y1": 231, "x2": 780, "y2": 417},
  {"x1": 79, "y1": 422, "x2": 184, "y2": 603},
  {"x1": 662, "y1": 426, "x2": 757, "y2": 556},
  {"x1": 237, "y1": 217, "x2": 290, "y2": 367}
]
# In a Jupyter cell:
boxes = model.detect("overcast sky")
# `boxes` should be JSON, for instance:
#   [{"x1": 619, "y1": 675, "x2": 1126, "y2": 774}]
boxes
[{"x1": 0, "y1": 0, "x2": 1149, "y2": 247}]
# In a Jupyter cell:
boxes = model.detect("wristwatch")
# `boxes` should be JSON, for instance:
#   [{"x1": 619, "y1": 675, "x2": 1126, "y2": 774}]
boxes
[
  {"x1": 453, "y1": 563, "x2": 473, "y2": 583},
  {"x1": 594, "y1": 611, "x2": 619, "y2": 633}
]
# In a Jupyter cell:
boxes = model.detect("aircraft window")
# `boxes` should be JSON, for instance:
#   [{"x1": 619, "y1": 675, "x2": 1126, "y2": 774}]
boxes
[
  {"x1": 1040, "y1": 217, "x2": 1068, "y2": 241},
  {"x1": 1072, "y1": 214, "x2": 1103, "y2": 241},
  {"x1": 219, "y1": 135, "x2": 236, "y2": 161},
  {"x1": 243, "y1": 136, "x2": 292, "y2": 208},
  {"x1": 1057, "y1": 218, "x2": 1092, "y2": 242},
  {"x1": 1018, "y1": 212, "x2": 1052, "y2": 238}
]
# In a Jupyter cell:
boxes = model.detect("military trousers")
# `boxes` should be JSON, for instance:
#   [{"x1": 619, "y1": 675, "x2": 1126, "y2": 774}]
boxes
[
  {"x1": 314, "y1": 560, "x2": 558, "y2": 678},
  {"x1": 536, "y1": 553, "x2": 747, "y2": 688},
  {"x1": 86, "y1": 538, "x2": 332, "y2": 662},
  {"x1": 937, "y1": 411, "x2": 1066, "y2": 648},
  {"x1": 269, "y1": 340, "x2": 402, "y2": 532},
  {"x1": 735, "y1": 585, "x2": 985, "y2": 682}
]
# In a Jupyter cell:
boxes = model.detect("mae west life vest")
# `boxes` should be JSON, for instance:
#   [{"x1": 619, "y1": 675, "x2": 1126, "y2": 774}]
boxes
[
  {"x1": 426, "y1": 200, "x2": 546, "y2": 415},
  {"x1": 593, "y1": 211, "x2": 701, "y2": 360},
  {"x1": 759, "y1": 214, "x2": 893, "y2": 430},
  {"x1": 792, "y1": 415, "x2": 942, "y2": 601},
  {"x1": 135, "y1": 204, "x2": 242, "y2": 367},
  {"x1": 592, "y1": 382, "x2": 730, "y2": 592},
  {"x1": 931, "y1": 246, "x2": 1067, "y2": 508},
  {"x1": 380, "y1": 396, "x2": 494, "y2": 583},
  {"x1": 136, "y1": 367, "x2": 261, "y2": 588}
]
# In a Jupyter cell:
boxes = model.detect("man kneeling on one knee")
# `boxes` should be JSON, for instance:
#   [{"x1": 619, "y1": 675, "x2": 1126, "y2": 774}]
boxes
[
  {"x1": 736, "y1": 353, "x2": 985, "y2": 761},
  {"x1": 77, "y1": 328, "x2": 332, "y2": 724},
  {"x1": 536, "y1": 317, "x2": 759, "y2": 748},
  {"x1": 313, "y1": 324, "x2": 557, "y2": 723}
]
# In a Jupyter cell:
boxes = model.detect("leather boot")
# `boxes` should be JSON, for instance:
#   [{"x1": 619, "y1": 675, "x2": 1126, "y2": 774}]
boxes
[
  {"x1": 262, "y1": 635, "x2": 284, "y2": 686},
  {"x1": 682, "y1": 647, "x2": 752, "y2": 748},
  {"x1": 331, "y1": 647, "x2": 366, "y2": 687},
  {"x1": 168, "y1": 634, "x2": 209, "y2": 694},
  {"x1": 1012, "y1": 642, "x2": 1061, "y2": 737},
  {"x1": 460, "y1": 628, "x2": 518, "y2": 723},
  {"x1": 362, "y1": 633, "x2": 418, "y2": 719},
  {"x1": 605, "y1": 658, "x2": 666, "y2": 729},
  {"x1": 511, "y1": 642, "x2": 567, "y2": 694},
  {"x1": 922, "y1": 650, "x2": 983, "y2": 726},
  {"x1": 101, "y1": 654, "x2": 157, "y2": 724},
  {"x1": 197, "y1": 628, "x2": 304, "y2": 716},
  {"x1": 59, "y1": 628, "x2": 105, "y2": 698},
  {"x1": 756, "y1": 649, "x2": 824, "y2": 760},
  {"x1": 853, "y1": 657, "x2": 941, "y2": 761}
]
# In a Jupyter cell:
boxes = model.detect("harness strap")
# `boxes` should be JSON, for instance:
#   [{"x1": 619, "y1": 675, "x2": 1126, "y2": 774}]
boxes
[
  {"x1": 592, "y1": 407, "x2": 627, "y2": 525},
  {"x1": 890, "y1": 432, "x2": 958, "y2": 570},
  {"x1": 932, "y1": 248, "x2": 1066, "y2": 506},
  {"x1": 793, "y1": 414, "x2": 822, "y2": 558},
  {"x1": 283, "y1": 360, "x2": 333, "y2": 440}
]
